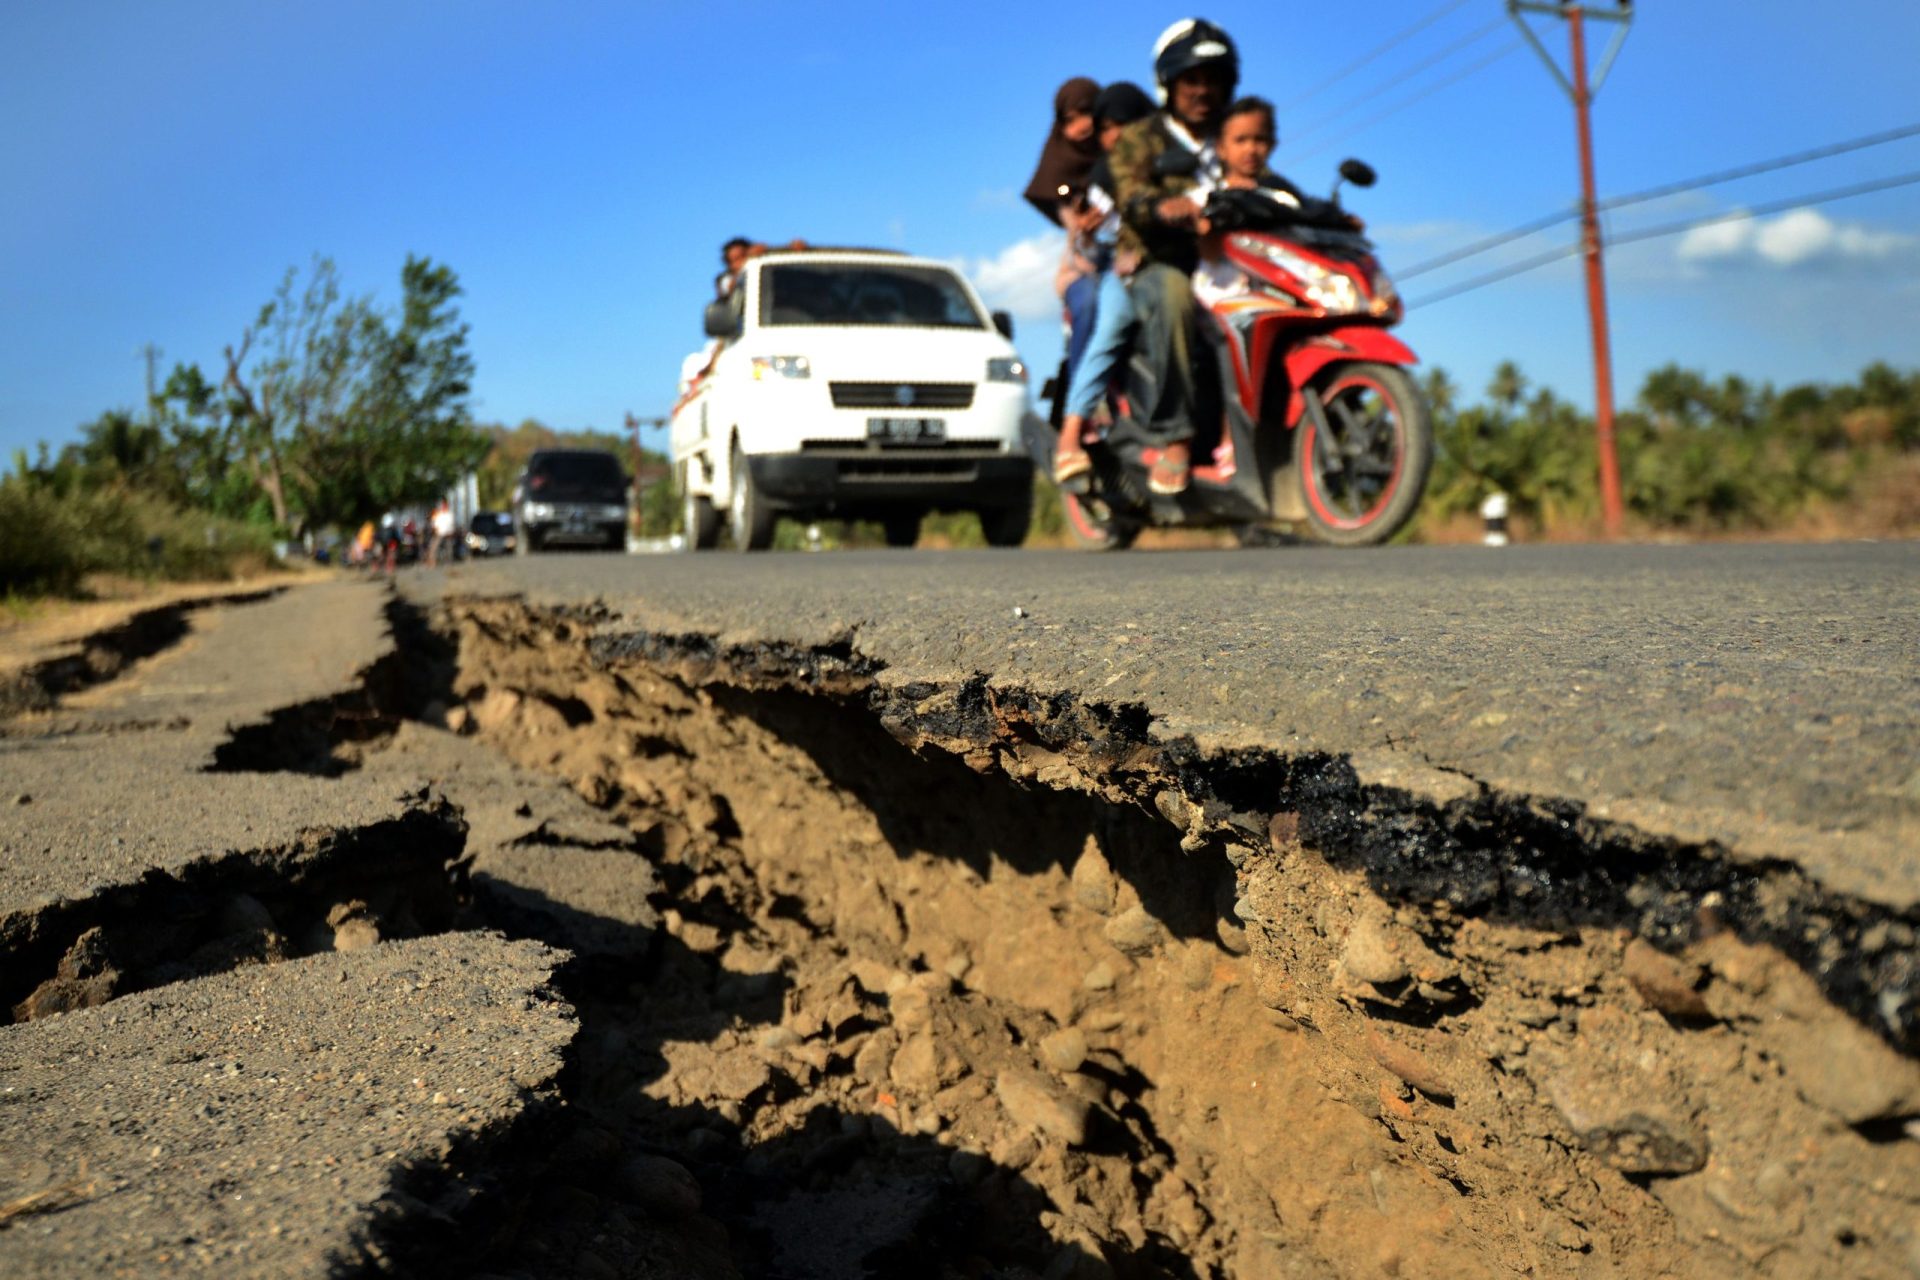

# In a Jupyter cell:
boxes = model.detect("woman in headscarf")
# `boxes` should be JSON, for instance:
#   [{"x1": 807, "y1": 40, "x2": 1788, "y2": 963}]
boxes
[{"x1": 1023, "y1": 77, "x2": 1102, "y2": 226}]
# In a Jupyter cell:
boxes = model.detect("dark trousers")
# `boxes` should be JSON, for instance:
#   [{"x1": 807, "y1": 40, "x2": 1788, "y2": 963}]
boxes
[{"x1": 1125, "y1": 262, "x2": 1200, "y2": 446}]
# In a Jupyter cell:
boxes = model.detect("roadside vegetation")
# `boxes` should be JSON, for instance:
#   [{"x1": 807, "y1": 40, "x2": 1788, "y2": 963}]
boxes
[
  {"x1": 3, "y1": 256, "x2": 486, "y2": 599},
  {"x1": 1416, "y1": 359, "x2": 1920, "y2": 542},
  {"x1": 11, "y1": 276, "x2": 1914, "y2": 586}
]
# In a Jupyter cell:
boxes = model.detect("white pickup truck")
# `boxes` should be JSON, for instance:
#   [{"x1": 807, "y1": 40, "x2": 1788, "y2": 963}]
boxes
[{"x1": 670, "y1": 249, "x2": 1035, "y2": 550}]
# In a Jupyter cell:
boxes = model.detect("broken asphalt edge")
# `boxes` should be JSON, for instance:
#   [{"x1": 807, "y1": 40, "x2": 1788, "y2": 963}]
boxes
[{"x1": 525, "y1": 601, "x2": 1917, "y2": 1060}]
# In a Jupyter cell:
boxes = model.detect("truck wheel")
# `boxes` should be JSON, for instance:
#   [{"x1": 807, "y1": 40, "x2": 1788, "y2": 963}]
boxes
[
  {"x1": 979, "y1": 497, "x2": 1032, "y2": 548},
  {"x1": 682, "y1": 464, "x2": 720, "y2": 550},
  {"x1": 728, "y1": 446, "x2": 775, "y2": 551},
  {"x1": 882, "y1": 514, "x2": 921, "y2": 548}
]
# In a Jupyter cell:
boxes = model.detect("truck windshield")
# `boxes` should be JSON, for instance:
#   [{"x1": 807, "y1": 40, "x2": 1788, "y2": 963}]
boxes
[{"x1": 760, "y1": 263, "x2": 986, "y2": 329}]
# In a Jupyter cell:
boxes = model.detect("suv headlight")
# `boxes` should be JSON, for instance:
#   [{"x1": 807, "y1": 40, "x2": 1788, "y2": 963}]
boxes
[
  {"x1": 599, "y1": 504, "x2": 627, "y2": 520},
  {"x1": 750, "y1": 355, "x2": 811, "y2": 380},
  {"x1": 986, "y1": 357, "x2": 1027, "y2": 384},
  {"x1": 1229, "y1": 235, "x2": 1362, "y2": 314},
  {"x1": 523, "y1": 501, "x2": 554, "y2": 520}
]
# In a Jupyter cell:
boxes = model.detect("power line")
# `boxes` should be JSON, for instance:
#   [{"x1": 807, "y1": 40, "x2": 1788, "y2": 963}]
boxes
[
  {"x1": 1291, "y1": 40, "x2": 1525, "y2": 162},
  {"x1": 1287, "y1": 15, "x2": 1508, "y2": 144},
  {"x1": 1604, "y1": 120, "x2": 1920, "y2": 215},
  {"x1": 1277, "y1": 0, "x2": 1475, "y2": 115},
  {"x1": 1403, "y1": 120, "x2": 1920, "y2": 279},
  {"x1": 1610, "y1": 167, "x2": 1920, "y2": 250},
  {"x1": 1406, "y1": 166, "x2": 1920, "y2": 309}
]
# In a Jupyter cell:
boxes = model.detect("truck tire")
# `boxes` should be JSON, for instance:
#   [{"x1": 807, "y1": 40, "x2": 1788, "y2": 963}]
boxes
[
  {"x1": 682, "y1": 463, "x2": 720, "y2": 550},
  {"x1": 728, "y1": 445, "x2": 775, "y2": 552},
  {"x1": 979, "y1": 496, "x2": 1032, "y2": 548},
  {"x1": 882, "y1": 514, "x2": 921, "y2": 548}
]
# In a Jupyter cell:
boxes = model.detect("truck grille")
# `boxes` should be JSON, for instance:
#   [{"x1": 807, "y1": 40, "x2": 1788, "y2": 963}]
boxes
[{"x1": 829, "y1": 381, "x2": 975, "y2": 410}]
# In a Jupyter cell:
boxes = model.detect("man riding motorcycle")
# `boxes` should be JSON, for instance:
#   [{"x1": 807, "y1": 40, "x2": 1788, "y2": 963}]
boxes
[{"x1": 1106, "y1": 17, "x2": 1239, "y2": 494}]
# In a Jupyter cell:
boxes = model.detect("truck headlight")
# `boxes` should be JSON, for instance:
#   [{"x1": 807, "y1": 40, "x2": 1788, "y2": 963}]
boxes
[
  {"x1": 986, "y1": 357, "x2": 1027, "y2": 384},
  {"x1": 751, "y1": 355, "x2": 811, "y2": 380}
]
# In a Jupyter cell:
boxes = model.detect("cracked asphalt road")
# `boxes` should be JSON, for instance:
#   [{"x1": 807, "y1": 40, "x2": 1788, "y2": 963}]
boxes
[{"x1": 408, "y1": 541, "x2": 1920, "y2": 909}]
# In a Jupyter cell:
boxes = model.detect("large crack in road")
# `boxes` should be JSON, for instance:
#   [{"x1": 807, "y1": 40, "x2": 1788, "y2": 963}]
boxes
[
  {"x1": 378, "y1": 592, "x2": 1919, "y2": 1278},
  {"x1": 4, "y1": 580, "x2": 1917, "y2": 1278}
]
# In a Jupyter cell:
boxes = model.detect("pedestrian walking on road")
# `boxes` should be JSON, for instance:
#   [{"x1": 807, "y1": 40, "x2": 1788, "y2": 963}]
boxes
[{"x1": 427, "y1": 500, "x2": 455, "y2": 568}]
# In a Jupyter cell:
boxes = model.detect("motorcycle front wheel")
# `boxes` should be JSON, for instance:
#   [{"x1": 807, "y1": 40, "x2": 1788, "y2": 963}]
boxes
[{"x1": 1293, "y1": 361, "x2": 1432, "y2": 547}]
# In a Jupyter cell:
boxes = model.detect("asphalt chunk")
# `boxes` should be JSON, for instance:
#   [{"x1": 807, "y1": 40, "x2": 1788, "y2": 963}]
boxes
[{"x1": 0, "y1": 933, "x2": 573, "y2": 1279}]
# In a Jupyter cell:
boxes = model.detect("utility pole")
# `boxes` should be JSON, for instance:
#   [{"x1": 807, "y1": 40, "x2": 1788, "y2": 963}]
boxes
[
  {"x1": 138, "y1": 343, "x2": 163, "y2": 422},
  {"x1": 625, "y1": 412, "x2": 671, "y2": 536},
  {"x1": 1508, "y1": 1, "x2": 1633, "y2": 536}
]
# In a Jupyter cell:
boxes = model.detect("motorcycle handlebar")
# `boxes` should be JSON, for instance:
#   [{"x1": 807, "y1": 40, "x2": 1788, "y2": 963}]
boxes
[{"x1": 1203, "y1": 189, "x2": 1356, "y2": 234}]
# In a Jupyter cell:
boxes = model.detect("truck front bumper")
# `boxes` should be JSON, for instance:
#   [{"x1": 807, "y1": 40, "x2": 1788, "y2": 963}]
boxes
[{"x1": 748, "y1": 449, "x2": 1033, "y2": 510}]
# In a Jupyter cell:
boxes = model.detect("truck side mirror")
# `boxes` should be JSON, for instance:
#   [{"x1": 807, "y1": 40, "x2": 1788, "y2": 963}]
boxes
[
  {"x1": 992, "y1": 310, "x2": 1014, "y2": 340},
  {"x1": 703, "y1": 297, "x2": 742, "y2": 339}
]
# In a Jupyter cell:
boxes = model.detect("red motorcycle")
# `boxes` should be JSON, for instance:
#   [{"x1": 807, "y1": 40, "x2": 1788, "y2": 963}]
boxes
[{"x1": 1029, "y1": 160, "x2": 1431, "y2": 548}]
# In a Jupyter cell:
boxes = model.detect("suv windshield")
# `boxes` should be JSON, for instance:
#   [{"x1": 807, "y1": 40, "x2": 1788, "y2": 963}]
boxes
[
  {"x1": 529, "y1": 453, "x2": 624, "y2": 488},
  {"x1": 761, "y1": 263, "x2": 985, "y2": 329}
]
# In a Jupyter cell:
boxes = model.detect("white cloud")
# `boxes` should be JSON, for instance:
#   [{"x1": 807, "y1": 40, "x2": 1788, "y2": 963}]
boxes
[
  {"x1": 952, "y1": 231, "x2": 1067, "y2": 323},
  {"x1": 1755, "y1": 209, "x2": 1840, "y2": 264},
  {"x1": 1675, "y1": 207, "x2": 1915, "y2": 269},
  {"x1": 1834, "y1": 222, "x2": 1915, "y2": 258},
  {"x1": 1676, "y1": 216, "x2": 1754, "y2": 262}
]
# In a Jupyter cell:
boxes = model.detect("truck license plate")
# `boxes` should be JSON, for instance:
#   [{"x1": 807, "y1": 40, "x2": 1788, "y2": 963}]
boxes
[{"x1": 866, "y1": 417, "x2": 946, "y2": 442}]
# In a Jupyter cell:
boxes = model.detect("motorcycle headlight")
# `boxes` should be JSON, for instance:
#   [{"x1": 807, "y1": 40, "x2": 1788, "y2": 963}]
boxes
[
  {"x1": 986, "y1": 356, "x2": 1027, "y2": 384},
  {"x1": 1229, "y1": 235, "x2": 1363, "y2": 315},
  {"x1": 751, "y1": 355, "x2": 811, "y2": 380},
  {"x1": 1369, "y1": 269, "x2": 1400, "y2": 316}
]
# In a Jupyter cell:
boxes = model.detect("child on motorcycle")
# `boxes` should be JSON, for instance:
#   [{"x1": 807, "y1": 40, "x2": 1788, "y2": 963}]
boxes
[{"x1": 1192, "y1": 97, "x2": 1296, "y2": 308}]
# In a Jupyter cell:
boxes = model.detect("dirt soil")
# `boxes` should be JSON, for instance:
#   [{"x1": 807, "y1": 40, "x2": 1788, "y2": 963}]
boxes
[{"x1": 346, "y1": 594, "x2": 1920, "y2": 1279}]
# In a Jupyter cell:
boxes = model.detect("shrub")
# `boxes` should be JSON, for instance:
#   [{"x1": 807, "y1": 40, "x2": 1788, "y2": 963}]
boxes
[{"x1": 0, "y1": 477, "x2": 277, "y2": 597}]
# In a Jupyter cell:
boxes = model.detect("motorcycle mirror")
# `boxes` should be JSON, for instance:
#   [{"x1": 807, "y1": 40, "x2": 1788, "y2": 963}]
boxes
[
  {"x1": 1338, "y1": 159, "x2": 1378, "y2": 189},
  {"x1": 1152, "y1": 148, "x2": 1201, "y2": 180}
]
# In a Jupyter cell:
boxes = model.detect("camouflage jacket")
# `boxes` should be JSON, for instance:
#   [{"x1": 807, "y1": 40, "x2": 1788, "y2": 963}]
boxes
[{"x1": 1109, "y1": 112, "x2": 1214, "y2": 273}]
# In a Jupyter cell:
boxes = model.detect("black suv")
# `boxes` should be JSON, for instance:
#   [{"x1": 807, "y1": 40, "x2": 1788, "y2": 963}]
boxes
[{"x1": 512, "y1": 450, "x2": 630, "y2": 552}]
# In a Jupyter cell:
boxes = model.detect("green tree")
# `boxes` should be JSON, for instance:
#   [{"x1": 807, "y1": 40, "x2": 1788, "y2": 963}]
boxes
[{"x1": 216, "y1": 255, "x2": 488, "y2": 531}]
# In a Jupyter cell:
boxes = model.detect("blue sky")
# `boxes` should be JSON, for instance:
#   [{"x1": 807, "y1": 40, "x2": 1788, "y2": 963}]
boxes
[{"x1": 5, "y1": 1, "x2": 1918, "y2": 463}]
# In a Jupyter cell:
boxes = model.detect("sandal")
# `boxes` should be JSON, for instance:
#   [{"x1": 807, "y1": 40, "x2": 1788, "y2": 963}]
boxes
[
  {"x1": 1054, "y1": 417, "x2": 1092, "y2": 492},
  {"x1": 1146, "y1": 442, "x2": 1191, "y2": 495}
]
